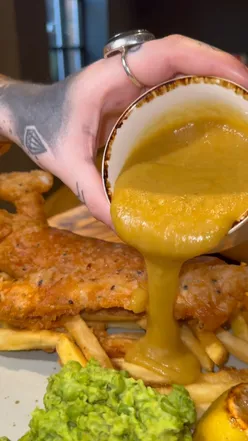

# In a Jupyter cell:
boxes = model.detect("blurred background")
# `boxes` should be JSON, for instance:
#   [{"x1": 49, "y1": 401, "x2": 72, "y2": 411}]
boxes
[{"x1": 1, "y1": 0, "x2": 248, "y2": 216}]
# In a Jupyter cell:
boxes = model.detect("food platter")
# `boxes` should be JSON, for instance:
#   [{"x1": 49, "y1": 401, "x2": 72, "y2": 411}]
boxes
[
  {"x1": 0, "y1": 204, "x2": 133, "y2": 440},
  {"x1": 0, "y1": 204, "x2": 110, "y2": 441},
  {"x1": 0, "y1": 204, "x2": 248, "y2": 440},
  {"x1": 3, "y1": 77, "x2": 248, "y2": 439}
]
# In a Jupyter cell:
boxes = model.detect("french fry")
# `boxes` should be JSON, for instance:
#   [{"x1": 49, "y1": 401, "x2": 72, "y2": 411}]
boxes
[
  {"x1": 195, "y1": 403, "x2": 211, "y2": 420},
  {"x1": 216, "y1": 328, "x2": 248, "y2": 364},
  {"x1": 112, "y1": 358, "x2": 170, "y2": 386},
  {"x1": 190, "y1": 324, "x2": 228, "y2": 366},
  {"x1": 185, "y1": 382, "x2": 236, "y2": 404},
  {"x1": 86, "y1": 321, "x2": 106, "y2": 330},
  {"x1": 56, "y1": 335, "x2": 87, "y2": 367},
  {"x1": 158, "y1": 384, "x2": 214, "y2": 413},
  {"x1": 200, "y1": 368, "x2": 248, "y2": 384},
  {"x1": 97, "y1": 332, "x2": 140, "y2": 341},
  {"x1": 107, "y1": 321, "x2": 143, "y2": 330},
  {"x1": 158, "y1": 380, "x2": 235, "y2": 405},
  {"x1": 157, "y1": 366, "x2": 248, "y2": 410},
  {"x1": 180, "y1": 325, "x2": 214, "y2": 372},
  {"x1": 231, "y1": 313, "x2": 248, "y2": 342},
  {"x1": 0, "y1": 328, "x2": 60, "y2": 351},
  {"x1": 0, "y1": 322, "x2": 11, "y2": 329},
  {"x1": 94, "y1": 331, "x2": 140, "y2": 358},
  {"x1": 64, "y1": 315, "x2": 113, "y2": 368}
]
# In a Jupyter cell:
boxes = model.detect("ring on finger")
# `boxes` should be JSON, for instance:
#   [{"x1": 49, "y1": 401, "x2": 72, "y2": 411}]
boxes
[{"x1": 104, "y1": 29, "x2": 155, "y2": 88}]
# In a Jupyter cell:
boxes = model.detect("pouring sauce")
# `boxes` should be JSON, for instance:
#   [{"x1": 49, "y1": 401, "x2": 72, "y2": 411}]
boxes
[{"x1": 111, "y1": 104, "x2": 248, "y2": 385}]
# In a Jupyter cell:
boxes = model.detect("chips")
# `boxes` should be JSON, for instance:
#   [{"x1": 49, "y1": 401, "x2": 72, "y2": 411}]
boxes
[
  {"x1": 184, "y1": 382, "x2": 235, "y2": 405},
  {"x1": 56, "y1": 334, "x2": 87, "y2": 367},
  {"x1": 93, "y1": 330, "x2": 140, "y2": 359},
  {"x1": 64, "y1": 315, "x2": 113, "y2": 368},
  {"x1": 216, "y1": 328, "x2": 248, "y2": 364},
  {"x1": 1, "y1": 311, "x2": 248, "y2": 417},
  {"x1": 159, "y1": 368, "x2": 248, "y2": 407},
  {"x1": 180, "y1": 325, "x2": 214, "y2": 372},
  {"x1": 231, "y1": 313, "x2": 248, "y2": 342},
  {"x1": 0, "y1": 328, "x2": 60, "y2": 352},
  {"x1": 112, "y1": 358, "x2": 169, "y2": 386},
  {"x1": 190, "y1": 324, "x2": 228, "y2": 366},
  {"x1": 199, "y1": 367, "x2": 248, "y2": 384}
]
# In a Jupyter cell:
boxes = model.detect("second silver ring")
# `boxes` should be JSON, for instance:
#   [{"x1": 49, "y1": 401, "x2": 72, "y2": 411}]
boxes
[{"x1": 121, "y1": 46, "x2": 144, "y2": 88}]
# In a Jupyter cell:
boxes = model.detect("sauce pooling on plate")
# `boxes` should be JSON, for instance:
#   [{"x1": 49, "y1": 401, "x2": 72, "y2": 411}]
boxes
[{"x1": 111, "y1": 104, "x2": 248, "y2": 385}]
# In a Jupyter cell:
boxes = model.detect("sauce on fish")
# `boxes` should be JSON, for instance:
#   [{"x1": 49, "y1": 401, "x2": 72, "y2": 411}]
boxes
[{"x1": 111, "y1": 103, "x2": 248, "y2": 385}]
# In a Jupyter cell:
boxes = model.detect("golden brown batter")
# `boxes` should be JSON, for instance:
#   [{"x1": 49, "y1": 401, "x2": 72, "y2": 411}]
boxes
[{"x1": 111, "y1": 104, "x2": 248, "y2": 385}]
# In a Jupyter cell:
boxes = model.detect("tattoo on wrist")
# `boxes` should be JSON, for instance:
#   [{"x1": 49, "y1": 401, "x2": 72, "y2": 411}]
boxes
[{"x1": 0, "y1": 76, "x2": 73, "y2": 158}]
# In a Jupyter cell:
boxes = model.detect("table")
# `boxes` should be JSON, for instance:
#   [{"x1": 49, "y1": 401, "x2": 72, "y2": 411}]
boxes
[{"x1": 49, "y1": 203, "x2": 121, "y2": 243}]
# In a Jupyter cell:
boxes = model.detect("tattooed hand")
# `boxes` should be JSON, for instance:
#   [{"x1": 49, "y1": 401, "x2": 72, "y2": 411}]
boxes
[{"x1": 1, "y1": 35, "x2": 248, "y2": 227}]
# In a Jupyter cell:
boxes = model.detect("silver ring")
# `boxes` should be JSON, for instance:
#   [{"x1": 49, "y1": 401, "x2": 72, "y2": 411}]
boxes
[
  {"x1": 104, "y1": 29, "x2": 155, "y2": 88},
  {"x1": 121, "y1": 47, "x2": 143, "y2": 88}
]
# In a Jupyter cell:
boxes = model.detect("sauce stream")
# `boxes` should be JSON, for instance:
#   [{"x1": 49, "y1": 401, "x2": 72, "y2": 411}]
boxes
[{"x1": 111, "y1": 106, "x2": 248, "y2": 384}]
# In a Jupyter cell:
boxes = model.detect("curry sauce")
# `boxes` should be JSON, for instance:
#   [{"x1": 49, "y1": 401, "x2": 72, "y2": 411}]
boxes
[{"x1": 111, "y1": 105, "x2": 248, "y2": 385}]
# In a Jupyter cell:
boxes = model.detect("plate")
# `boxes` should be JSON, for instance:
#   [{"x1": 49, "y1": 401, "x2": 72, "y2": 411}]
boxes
[
  {"x1": 1, "y1": 351, "x2": 247, "y2": 440},
  {"x1": 0, "y1": 206, "x2": 247, "y2": 439},
  {"x1": 0, "y1": 352, "x2": 59, "y2": 440}
]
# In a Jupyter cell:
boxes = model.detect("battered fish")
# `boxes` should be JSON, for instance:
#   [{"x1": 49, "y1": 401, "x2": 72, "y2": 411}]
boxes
[{"x1": 0, "y1": 171, "x2": 247, "y2": 331}]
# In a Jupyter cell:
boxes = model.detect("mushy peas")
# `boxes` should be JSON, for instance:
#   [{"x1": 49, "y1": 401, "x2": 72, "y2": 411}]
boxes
[{"x1": 111, "y1": 103, "x2": 248, "y2": 385}]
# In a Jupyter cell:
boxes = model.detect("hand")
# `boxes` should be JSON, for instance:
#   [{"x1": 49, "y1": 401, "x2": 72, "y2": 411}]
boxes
[{"x1": 1, "y1": 35, "x2": 248, "y2": 227}]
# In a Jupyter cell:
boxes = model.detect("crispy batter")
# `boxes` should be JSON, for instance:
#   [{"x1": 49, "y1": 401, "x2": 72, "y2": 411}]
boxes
[
  {"x1": 176, "y1": 258, "x2": 248, "y2": 329},
  {"x1": 0, "y1": 171, "x2": 248, "y2": 331},
  {"x1": 81, "y1": 309, "x2": 142, "y2": 323},
  {"x1": 92, "y1": 329, "x2": 140, "y2": 358}
]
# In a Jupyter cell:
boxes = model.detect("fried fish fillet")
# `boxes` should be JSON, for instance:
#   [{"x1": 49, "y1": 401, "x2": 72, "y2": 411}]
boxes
[{"x1": 0, "y1": 171, "x2": 248, "y2": 331}]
